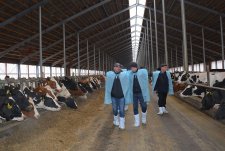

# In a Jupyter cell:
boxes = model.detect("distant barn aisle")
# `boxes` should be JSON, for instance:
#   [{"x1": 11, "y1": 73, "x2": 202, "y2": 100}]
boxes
[{"x1": 0, "y1": 88, "x2": 225, "y2": 151}]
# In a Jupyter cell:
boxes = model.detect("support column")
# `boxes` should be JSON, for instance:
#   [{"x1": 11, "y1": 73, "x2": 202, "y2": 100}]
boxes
[
  {"x1": 190, "y1": 35, "x2": 194, "y2": 71},
  {"x1": 99, "y1": 49, "x2": 101, "y2": 75},
  {"x1": 36, "y1": 65, "x2": 39, "y2": 78},
  {"x1": 215, "y1": 60, "x2": 218, "y2": 69},
  {"x1": 87, "y1": 40, "x2": 89, "y2": 76},
  {"x1": 94, "y1": 44, "x2": 96, "y2": 75},
  {"x1": 170, "y1": 49, "x2": 173, "y2": 68},
  {"x1": 176, "y1": 46, "x2": 178, "y2": 68},
  {"x1": 77, "y1": 33, "x2": 80, "y2": 76},
  {"x1": 145, "y1": 29, "x2": 147, "y2": 67},
  {"x1": 154, "y1": 0, "x2": 159, "y2": 67},
  {"x1": 50, "y1": 66, "x2": 52, "y2": 77},
  {"x1": 202, "y1": 28, "x2": 206, "y2": 72},
  {"x1": 63, "y1": 23, "x2": 66, "y2": 76},
  {"x1": 18, "y1": 64, "x2": 21, "y2": 79},
  {"x1": 149, "y1": 8, "x2": 154, "y2": 71},
  {"x1": 146, "y1": 21, "x2": 150, "y2": 71},
  {"x1": 220, "y1": 16, "x2": 225, "y2": 69},
  {"x1": 162, "y1": 0, "x2": 168, "y2": 64},
  {"x1": 180, "y1": 0, "x2": 188, "y2": 71},
  {"x1": 103, "y1": 52, "x2": 105, "y2": 74},
  {"x1": 39, "y1": 6, "x2": 43, "y2": 78}
]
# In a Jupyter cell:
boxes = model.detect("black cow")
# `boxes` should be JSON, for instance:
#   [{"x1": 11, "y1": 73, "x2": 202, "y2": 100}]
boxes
[
  {"x1": 180, "y1": 85, "x2": 194, "y2": 96},
  {"x1": 57, "y1": 96, "x2": 78, "y2": 109},
  {"x1": 0, "y1": 96, "x2": 23, "y2": 121},
  {"x1": 201, "y1": 79, "x2": 225, "y2": 113},
  {"x1": 215, "y1": 101, "x2": 225, "y2": 120},
  {"x1": 23, "y1": 87, "x2": 43, "y2": 105},
  {"x1": 60, "y1": 77, "x2": 78, "y2": 90},
  {"x1": 78, "y1": 82, "x2": 88, "y2": 93},
  {"x1": 8, "y1": 85, "x2": 33, "y2": 112},
  {"x1": 193, "y1": 86, "x2": 206, "y2": 96},
  {"x1": 80, "y1": 83, "x2": 93, "y2": 93}
]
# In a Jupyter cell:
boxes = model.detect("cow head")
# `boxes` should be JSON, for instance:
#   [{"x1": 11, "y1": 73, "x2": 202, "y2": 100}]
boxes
[
  {"x1": 56, "y1": 84, "x2": 71, "y2": 98},
  {"x1": 43, "y1": 96, "x2": 61, "y2": 111},
  {"x1": 201, "y1": 92, "x2": 214, "y2": 110},
  {"x1": 50, "y1": 78, "x2": 62, "y2": 92},
  {"x1": 178, "y1": 72, "x2": 190, "y2": 83},
  {"x1": 180, "y1": 85, "x2": 194, "y2": 97},
  {"x1": 0, "y1": 96, "x2": 24, "y2": 121},
  {"x1": 8, "y1": 85, "x2": 33, "y2": 112}
]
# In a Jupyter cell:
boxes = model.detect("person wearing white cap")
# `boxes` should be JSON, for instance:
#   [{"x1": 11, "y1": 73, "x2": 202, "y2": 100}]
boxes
[
  {"x1": 104, "y1": 63, "x2": 131, "y2": 129},
  {"x1": 152, "y1": 64, "x2": 174, "y2": 115}
]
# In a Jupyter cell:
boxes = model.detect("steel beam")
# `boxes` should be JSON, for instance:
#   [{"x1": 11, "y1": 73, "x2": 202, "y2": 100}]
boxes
[
  {"x1": 149, "y1": 8, "x2": 154, "y2": 71},
  {"x1": 0, "y1": 0, "x2": 48, "y2": 27},
  {"x1": 77, "y1": 33, "x2": 80, "y2": 76},
  {"x1": 0, "y1": 0, "x2": 111, "y2": 59},
  {"x1": 180, "y1": 0, "x2": 225, "y2": 17},
  {"x1": 190, "y1": 36, "x2": 194, "y2": 71},
  {"x1": 39, "y1": 6, "x2": 43, "y2": 78},
  {"x1": 87, "y1": 40, "x2": 89, "y2": 76},
  {"x1": 154, "y1": 0, "x2": 159, "y2": 67},
  {"x1": 220, "y1": 16, "x2": 225, "y2": 69},
  {"x1": 202, "y1": 28, "x2": 206, "y2": 71},
  {"x1": 79, "y1": 4, "x2": 137, "y2": 33},
  {"x1": 181, "y1": 0, "x2": 188, "y2": 71},
  {"x1": 63, "y1": 23, "x2": 66, "y2": 75},
  {"x1": 162, "y1": 0, "x2": 168, "y2": 64}
]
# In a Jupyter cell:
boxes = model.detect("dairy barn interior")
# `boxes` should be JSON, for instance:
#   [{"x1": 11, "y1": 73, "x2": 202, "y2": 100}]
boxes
[{"x1": 0, "y1": 0, "x2": 225, "y2": 151}]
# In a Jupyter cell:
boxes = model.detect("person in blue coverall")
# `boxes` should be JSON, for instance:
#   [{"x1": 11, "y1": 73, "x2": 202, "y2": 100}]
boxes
[
  {"x1": 152, "y1": 64, "x2": 174, "y2": 115},
  {"x1": 104, "y1": 63, "x2": 131, "y2": 129},
  {"x1": 128, "y1": 62, "x2": 150, "y2": 127}
]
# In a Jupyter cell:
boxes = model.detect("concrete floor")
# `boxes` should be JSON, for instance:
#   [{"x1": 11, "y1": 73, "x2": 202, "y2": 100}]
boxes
[{"x1": 0, "y1": 89, "x2": 225, "y2": 151}]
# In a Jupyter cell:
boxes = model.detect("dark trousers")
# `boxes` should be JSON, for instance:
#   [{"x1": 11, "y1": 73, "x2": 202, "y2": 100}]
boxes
[
  {"x1": 133, "y1": 93, "x2": 147, "y2": 115},
  {"x1": 157, "y1": 92, "x2": 168, "y2": 107}
]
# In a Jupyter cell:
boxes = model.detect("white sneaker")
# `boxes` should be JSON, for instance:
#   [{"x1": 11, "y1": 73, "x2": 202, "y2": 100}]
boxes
[
  {"x1": 162, "y1": 107, "x2": 168, "y2": 113},
  {"x1": 142, "y1": 112, "x2": 147, "y2": 124},
  {"x1": 157, "y1": 107, "x2": 163, "y2": 115},
  {"x1": 119, "y1": 117, "x2": 125, "y2": 129},
  {"x1": 113, "y1": 115, "x2": 119, "y2": 126},
  {"x1": 134, "y1": 114, "x2": 140, "y2": 127}
]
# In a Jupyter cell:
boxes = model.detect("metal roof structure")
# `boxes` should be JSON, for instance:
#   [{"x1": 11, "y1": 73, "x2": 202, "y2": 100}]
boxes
[{"x1": 0, "y1": 0, "x2": 225, "y2": 76}]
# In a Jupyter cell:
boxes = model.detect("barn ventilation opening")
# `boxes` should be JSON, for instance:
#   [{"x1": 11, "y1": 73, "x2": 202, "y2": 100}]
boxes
[{"x1": 129, "y1": 0, "x2": 146, "y2": 62}]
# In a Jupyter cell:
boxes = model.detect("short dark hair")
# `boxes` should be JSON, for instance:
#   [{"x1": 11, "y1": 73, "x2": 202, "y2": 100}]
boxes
[
  {"x1": 129, "y1": 62, "x2": 138, "y2": 68},
  {"x1": 161, "y1": 64, "x2": 168, "y2": 67}
]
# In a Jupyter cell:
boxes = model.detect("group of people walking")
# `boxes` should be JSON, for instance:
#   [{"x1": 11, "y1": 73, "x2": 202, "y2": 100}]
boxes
[{"x1": 104, "y1": 62, "x2": 174, "y2": 129}]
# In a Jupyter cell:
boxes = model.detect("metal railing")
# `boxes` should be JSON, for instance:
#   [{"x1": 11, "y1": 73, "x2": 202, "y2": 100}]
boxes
[{"x1": 187, "y1": 83, "x2": 225, "y2": 91}]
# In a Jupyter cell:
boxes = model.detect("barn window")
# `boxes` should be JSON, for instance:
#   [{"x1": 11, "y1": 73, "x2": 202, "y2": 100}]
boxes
[
  {"x1": 0, "y1": 63, "x2": 6, "y2": 80},
  {"x1": 29, "y1": 65, "x2": 36, "y2": 78},
  {"x1": 20, "y1": 64, "x2": 28, "y2": 79}
]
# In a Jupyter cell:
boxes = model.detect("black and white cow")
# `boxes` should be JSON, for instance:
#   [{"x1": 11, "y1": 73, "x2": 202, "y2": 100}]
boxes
[
  {"x1": 201, "y1": 79, "x2": 225, "y2": 120},
  {"x1": 0, "y1": 96, "x2": 24, "y2": 121},
  {"x1": 50, "y1": 78, "x2": 78, "y2": 109}
]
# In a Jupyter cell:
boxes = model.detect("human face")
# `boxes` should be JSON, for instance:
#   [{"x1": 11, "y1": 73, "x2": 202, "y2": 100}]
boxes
[
  {"x1": 114, "y1": 65, "x2": 121, "y2": 73},
  {"x1": 161, "y1": 65, "x2": 168, "y2": 72},
  {"x1": 131, "y1": 67, "x2": 138, "y2": 72}
]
